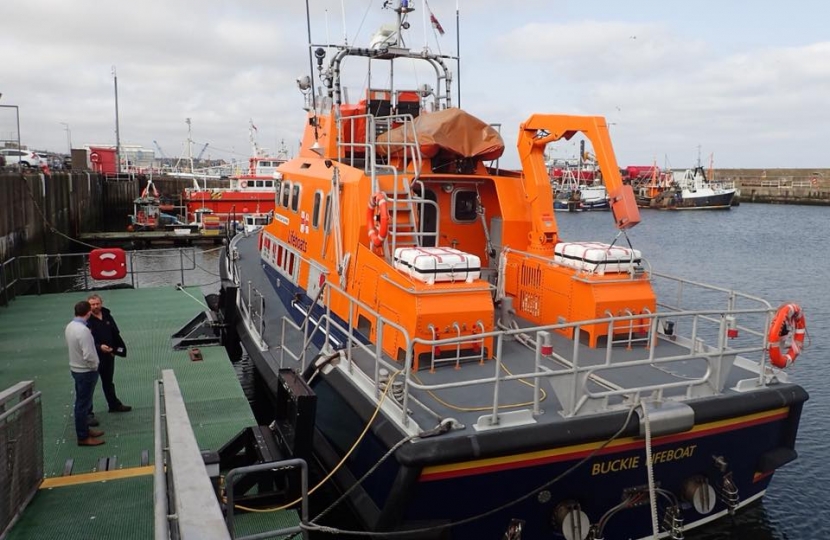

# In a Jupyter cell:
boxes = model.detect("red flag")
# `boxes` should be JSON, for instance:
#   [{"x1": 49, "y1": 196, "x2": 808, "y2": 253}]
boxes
[{"x1": 430, "y1": 12, "x2": 445, "y2": 35}]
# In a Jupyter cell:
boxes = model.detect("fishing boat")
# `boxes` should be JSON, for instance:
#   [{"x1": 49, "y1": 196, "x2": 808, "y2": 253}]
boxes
[
  {"x1": 634, "y1": 166, "x2": 737, "y2": 210},
  {"x1": 182, "y1": 130, "x2": 287, "y2": 224},
  {"x1": 128, "y1": 178, "x2": 184, "y2": 231},
  {"x1": 241, "y1": 211, "x2": 273, "y2": 234},
  {"x1": 219, "y1": 3, "x2": 808, "y2": 539},
  {"x1": 553, "y1": 181, "x2": 610, "y2": 212},
  {"x1": 551, "y1": 157, "x2": 609, "y2": 212}
]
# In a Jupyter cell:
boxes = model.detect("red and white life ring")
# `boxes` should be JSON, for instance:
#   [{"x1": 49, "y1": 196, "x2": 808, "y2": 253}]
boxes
[
  {"x1": 366, "y1": 192, "x2": 390, "y2": 247},
  {"x1": 240, "y1": 180, "x2": 248, "y2": 189},
  {"x1": 768, "y1": 303, "x2": 806, "y2": 368}
]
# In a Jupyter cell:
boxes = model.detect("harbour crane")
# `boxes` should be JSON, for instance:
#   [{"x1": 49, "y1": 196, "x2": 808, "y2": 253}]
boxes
[
  {"x1": 195, "y1": 143, "x2": 209, "y2": 162},
  {"x1": 153, "y1": 140, "x2": 168, "y2": 160}
]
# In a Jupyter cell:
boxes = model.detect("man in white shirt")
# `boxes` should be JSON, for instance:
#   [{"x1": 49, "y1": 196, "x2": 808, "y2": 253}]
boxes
[{"x1": 65, "y1": 300, "x2": 105, "y2": 446}]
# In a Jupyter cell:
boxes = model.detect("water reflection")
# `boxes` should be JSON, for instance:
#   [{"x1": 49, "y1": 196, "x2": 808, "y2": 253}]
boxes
[
  {"x1": 233, "y1": 352, "x2": 256, "y2": 405},
  {"x1": 689, "y1": 503, "x2": 783, "y2": 540}
]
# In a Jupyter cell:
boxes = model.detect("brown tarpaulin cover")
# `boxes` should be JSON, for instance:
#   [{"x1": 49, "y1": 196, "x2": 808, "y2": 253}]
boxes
[{"x1": 377, "y1": 108, "x2": 505, "y2": 161}]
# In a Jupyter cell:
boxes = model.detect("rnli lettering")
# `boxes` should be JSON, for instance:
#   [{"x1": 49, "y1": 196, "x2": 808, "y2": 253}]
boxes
[
  {"x1": 591, "y1": 445, "x2": 697, "y2": 475},
  {"x1": 288, "y1": 230, "x2": 308, "y2": 253}
]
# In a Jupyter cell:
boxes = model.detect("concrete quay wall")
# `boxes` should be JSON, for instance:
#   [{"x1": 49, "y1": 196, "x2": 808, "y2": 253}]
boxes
[{"x1": 715, "y1": 168, "x2": 830, "y2": 205}]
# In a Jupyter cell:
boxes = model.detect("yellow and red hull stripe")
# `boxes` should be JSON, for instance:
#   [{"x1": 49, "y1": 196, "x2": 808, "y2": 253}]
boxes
[{"x1": 420, "y1": 407, "x2": 789, "y2": 482}]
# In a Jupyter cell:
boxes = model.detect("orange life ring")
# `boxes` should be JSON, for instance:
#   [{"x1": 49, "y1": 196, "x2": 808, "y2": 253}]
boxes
[
  {"x1": 366, "y1": 192, "x2": 389, "y2": 247},
  {"x1": 768, "y1": 303, "x2": 806, "y2": 368}
]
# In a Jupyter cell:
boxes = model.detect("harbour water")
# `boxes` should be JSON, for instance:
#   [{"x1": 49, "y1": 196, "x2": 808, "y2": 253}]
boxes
[
  {"x1": 67, "y1": 204, "x2": 826, "y2": 538},
  {"x1": 557, "y1": 204, "x2": 828, "y2": 539}
]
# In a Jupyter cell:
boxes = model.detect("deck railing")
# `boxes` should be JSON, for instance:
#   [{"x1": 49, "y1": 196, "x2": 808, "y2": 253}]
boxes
[
  {"x1": 0, "y1": 247, "x2": 212, "y2": 306},
  {"x1": 0, "y1": 381, "x2": 43, "y2": 538},
  {"x1": 279, "y1": 274, "x2": 778, "y2": 429}
]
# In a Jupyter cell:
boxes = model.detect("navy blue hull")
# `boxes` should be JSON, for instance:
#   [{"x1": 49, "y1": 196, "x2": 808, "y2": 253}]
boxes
[{"x1": 306, "y1": 363, "x2": 802, "y2": 540}]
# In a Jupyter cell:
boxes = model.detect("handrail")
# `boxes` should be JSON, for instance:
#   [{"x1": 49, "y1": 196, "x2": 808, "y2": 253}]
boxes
[
  {"x1": 153, "y1": 379, "x2": 169, "y2": 540},
  {"x1": 2, "y1": 247, "x2": 205, "y2": 298},
  {"x1": 224, "y1": 459, "x2": 309, "y2": 540},
  {"x1": 157, "y1": 370, "x2": 230, "y2": 540}
]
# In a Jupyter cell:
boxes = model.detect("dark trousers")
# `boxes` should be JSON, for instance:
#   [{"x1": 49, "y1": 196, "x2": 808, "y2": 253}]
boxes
[
  {"x1": 72, "y1": 370, "x2": 99, "y2": 440},
  {"x1": 98, "y1": 354, "x2": 122, "y2": 410}
]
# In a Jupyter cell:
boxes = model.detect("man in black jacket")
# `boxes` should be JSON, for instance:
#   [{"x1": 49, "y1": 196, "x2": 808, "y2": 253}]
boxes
[{"x1": 87, "y1": 294, "x2": 132, "y2": 413}]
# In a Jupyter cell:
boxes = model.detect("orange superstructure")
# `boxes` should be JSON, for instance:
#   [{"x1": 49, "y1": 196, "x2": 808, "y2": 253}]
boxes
[{"x1": 258, "y1": 49, "x2": 656, "y2": 368}]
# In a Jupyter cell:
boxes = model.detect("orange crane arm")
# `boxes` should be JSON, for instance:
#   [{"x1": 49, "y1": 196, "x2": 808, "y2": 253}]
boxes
[{"x1": 517, "y1": 114, "x2": 641, "y2": 254}]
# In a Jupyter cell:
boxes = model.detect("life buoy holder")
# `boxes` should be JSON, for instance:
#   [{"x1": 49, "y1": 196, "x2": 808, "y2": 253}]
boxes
[
  {"x1": 366, "y1": 191, "x2": 390, "y2": 247},
  {"x1": 768, "y1": 303, "x2": 807, "y2": 368}
]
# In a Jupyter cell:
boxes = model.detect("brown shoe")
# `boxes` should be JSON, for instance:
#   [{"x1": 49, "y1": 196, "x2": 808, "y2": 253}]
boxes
[
  {"x1": 109, "y1": 404, "x2": 132, "y2": 413},
  {"x1": 77, "y1": 437, "x2": 105, "y2": 447},
  {"x1": 87, "y1": 429, "x2": 105, "y2": 438}
]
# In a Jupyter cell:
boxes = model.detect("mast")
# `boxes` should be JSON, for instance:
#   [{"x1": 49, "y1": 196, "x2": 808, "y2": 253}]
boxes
[
  {"x1": 113, "y1": 66, "x2": 122, "y2": 174},
  {"x1": 456, "y1": 1, "x2": 461, "y2": 108},
  {"x1": 186, "y1": 118, "x2": 195, "y2": 174}
]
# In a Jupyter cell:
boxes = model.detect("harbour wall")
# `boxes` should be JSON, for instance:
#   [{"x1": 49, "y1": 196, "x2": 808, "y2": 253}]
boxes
[
  {"x1": 0, "y1": 171, "x2": 133, "y2": 261},
  {"x1": 715, "y1": 168, "x2": 830, "y2": 205},
  {"x1": 0, "y1": 172, "x2": 234, "y2": 262}
]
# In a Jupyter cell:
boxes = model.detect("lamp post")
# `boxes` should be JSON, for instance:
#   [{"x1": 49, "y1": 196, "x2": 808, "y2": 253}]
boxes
[{"x1": 60, "y1": 122, "x2": 72, "y2": 154}]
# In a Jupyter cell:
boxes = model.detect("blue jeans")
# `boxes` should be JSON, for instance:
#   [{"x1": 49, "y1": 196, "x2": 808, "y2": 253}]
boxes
[{"x1": 72, "y1": 370, "x2": 99, "y2": 440}]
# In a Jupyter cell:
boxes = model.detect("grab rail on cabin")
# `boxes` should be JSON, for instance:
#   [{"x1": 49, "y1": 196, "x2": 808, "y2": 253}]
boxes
[{"x1": 337, "y1": 112, "x2": 440, "y2": 253}]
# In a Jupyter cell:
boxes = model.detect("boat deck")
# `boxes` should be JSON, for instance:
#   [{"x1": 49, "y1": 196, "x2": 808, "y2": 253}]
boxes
[
  {"x1": 0, "y1": 286, "x2": 297, "y2": 539},
  {"x1": 231, "y1": 232, "x2": 783, "y2": 441}
]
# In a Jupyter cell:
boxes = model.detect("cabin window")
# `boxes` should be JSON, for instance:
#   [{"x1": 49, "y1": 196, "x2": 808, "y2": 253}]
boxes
[
  {"x1": 277, "y1": 244, "x2": 283, "y2": 266},
  {"x1": 357, "y1": 313, "x2": 372, "y2": 336},
  {"x1": 281, "y1": 182, "x2": 291, "y2": 208},
  {"x1": 453, "y1": 190, "x2": 478, "y2": 222},
  {"x1": 291, "y1": 184, "x2": 301, "y2": 212},
  {"x1": 265, "y1": 180, "x2": 273, "y2": 188},
  {"x1": 274, "y1": 180, "x2": 282, "y2": 207},
  {"x1": 323, "y1": 193, "x2": 332, "y2": 232},
  {"x1": 312, "y1": 191, "x2": 322, "y2": 228}
]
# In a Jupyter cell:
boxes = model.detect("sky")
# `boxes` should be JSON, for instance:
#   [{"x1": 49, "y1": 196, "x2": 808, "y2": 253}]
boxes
[{"x1": 2, "y1": 0, "x2": 829, "y2": 169}]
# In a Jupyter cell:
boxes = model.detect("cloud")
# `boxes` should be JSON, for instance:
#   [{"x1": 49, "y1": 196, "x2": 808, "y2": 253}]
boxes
[
  {"x1": 2, "y1": 0, "x2": 830, "y2": 168},
  {"x1": 494, "y1": 20, "x2": 706, "y2": 83}
]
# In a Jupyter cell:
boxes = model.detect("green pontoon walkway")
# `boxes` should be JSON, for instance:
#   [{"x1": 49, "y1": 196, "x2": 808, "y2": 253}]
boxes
[{"x1": 0, "y1": 286, "x2": 299, "y2": 539}]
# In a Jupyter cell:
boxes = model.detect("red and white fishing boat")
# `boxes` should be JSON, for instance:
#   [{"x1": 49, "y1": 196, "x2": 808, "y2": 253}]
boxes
[{"x1": 182, "y1": 127, "x2": 288, "y2": 226}]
